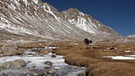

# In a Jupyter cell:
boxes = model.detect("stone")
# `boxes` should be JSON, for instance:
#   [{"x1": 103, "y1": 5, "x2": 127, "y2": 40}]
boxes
[
  {"x1": 32, "y1": 70, "x2": 45, "y2": 76},
  {"x1": 3, "y1": 50, "x2": 22, "y2": 56},
  {"x1": 39, "y1": 50, "x2": 49, "y2": 55},
  {"x1": 11, "y1": 59, "x2": 26, "y2": 69},
  {"x1": 51, "y1": 54, "x2": 56, "y2": 58},
  {"x1": 78, "y1": 72, "x2": 85, "y2": 76},
  {"x1": 48, "y1": 69, "x2": 57, "y2": 74},
  {"x1": 44, "y1": 61, "x2": 53, "y2": 66},
  {"x1": 28, "y1": 67, "x2": 35, "y2": 71},
  {"x1": 51, "y1": 49, "x2": 56, "y2": 54},
  {"x1": 0, "y1": 59, "x2": 26, "y2": 69},
  {"x1": 0, "y1": 65, "x2": 4, "y2": 71},
  {"x1": 44, "y1": 66, "x2": 51, "y2": 69},
  {"x1": 27, "y1": 61, "x2": 31, "y2": 64},
  {"x1": 23, "y1": 73, "x2": 34, "y2": 76},
  {"x1": 54, "y1": 67, "x2": 60, "y2": 70}
]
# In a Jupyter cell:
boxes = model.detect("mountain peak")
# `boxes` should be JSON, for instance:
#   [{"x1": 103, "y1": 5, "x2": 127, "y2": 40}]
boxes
[
  {"x1": 62, "y1": 8, "x2": 84, "y2": 16},
  {"x1": 32, "y1": 0, "x2": 42, "y2": 4},
  {"x1": 67, "y1": 8, "x2": 80, "y2": 12},
  {"x1": 0, "y1": 0, "x2": 122, "y2": 41}
]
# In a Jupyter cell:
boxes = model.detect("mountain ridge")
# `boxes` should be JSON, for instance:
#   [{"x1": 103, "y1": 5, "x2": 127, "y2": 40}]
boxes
[{"x1": 0, "y1": 0, "x2": 122, "y2": 41}]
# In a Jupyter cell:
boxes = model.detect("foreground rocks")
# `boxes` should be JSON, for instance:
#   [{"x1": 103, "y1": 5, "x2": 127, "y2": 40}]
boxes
[
  {"x1": 44, "y1": 61, "x2": 53, "y2": 66},
  {"x1": 0, "y1": 59, "x2": 26, "y2": 70},
  {"x1": 0, "y1": 42, "x2": 86, "y2": 76},
  {"x1": 1, "y1": 39, "x2": 135, "y2": 76},
  {"x1": 3, "y1": 50, "x2": 23, "y2": 56},
  {"x1": 0, "y1": 53, "x2": 85, "y2": 76}
]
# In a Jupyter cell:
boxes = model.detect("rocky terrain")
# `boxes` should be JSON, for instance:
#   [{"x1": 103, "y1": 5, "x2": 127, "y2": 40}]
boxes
[
  {"x1": 1, "y1": 0, "x2": 135, "y2": 76},
  {"x1": 0, "y1": 0, "x2": 121, "y2": 41},
  {"x1": 0, "y1": 38, "x2": 135, "y2": 76},
  {"x1": 0, "y1": 41, "x2": 86, "y2": 76}
]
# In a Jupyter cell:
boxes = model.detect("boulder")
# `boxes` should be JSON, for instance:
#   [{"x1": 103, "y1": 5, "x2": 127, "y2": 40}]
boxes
[
  {"x1": 47, "y1": 69, "x2": 57, "y2": 74},
  {"x1": 51, "y1": 54, "x2": 56, "y2": 58},
  {"x1": 51, "y1": 49, "x2": 56, "y2": 54},
  {"x1": 23, "y1": 73, "x2": 34, "y2": 76},
  {"x1": 39, "y1": 50, "x2": 49, "y2": 55},
  {"x1": 0, "y1": 65, "x2": 4, "y2": 71},
  {"x1": 78, "y1": 72, "x2": 85, "y2": 76},
  {"x1": 32, "y1": 69, "x2": 45, "y2": 76},
  {"x1": 44, "y1": 66, "x2": 51, "y2": 69},
  {"x1": 54, "y1": 67, "x2": 60, "y2": 70},
  {"x1": 28, "y1": 67, "x2": 35, "y2": 71},
  {"x1": 0, "y1": 59, "x2": 26, "y2": 69},
  {"x1": 44, "y1": 61, "x2": 53, "y2": 66},
  {"x1": 3, "y1": 50, "x2": 22, "y2": 56}
]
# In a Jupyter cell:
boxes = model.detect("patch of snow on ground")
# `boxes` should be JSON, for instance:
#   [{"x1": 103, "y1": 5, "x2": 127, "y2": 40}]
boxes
[
  {"x1": 103, "y1": 55, "x2": 135, "y2": 60},
  {"x1": 112, "y1": 56, "x2": 135, "y2": 60}
]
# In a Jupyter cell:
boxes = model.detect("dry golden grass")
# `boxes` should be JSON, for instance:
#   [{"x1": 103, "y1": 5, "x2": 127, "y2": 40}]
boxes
[
  {"x1": 65, "y1": 54, "x2": 102, "y2": 67},
  {"x1": 15, "y1": 41, "x2": 135, "y2": 76},
  {"x1": 17, "y1": 41, "x2": 60, "y2": 48},
  {"x1": 17, "y1": 43, "x2": 44, "y2": 48},
  {"x1": 3, "y1": 50, "x2": 23, "y2": 56},
  {"x1": 55, "y1": 41, "x2": 135, "y2": 76},
  {"x1": 86, "y1": 62, "x2": 135, "y2": 76}
]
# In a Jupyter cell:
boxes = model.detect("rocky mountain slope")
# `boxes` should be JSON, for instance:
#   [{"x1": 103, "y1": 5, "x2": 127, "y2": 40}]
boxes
[
  {"x1": 0, "y1": 0, "x2": 122, "y2": 41},
  {"x1": 127, "y1": 34, "x2": 135, "y2": 38}
]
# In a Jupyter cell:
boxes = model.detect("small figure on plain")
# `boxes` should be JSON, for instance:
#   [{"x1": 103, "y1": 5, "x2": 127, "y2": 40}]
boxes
[{"x1": 84, "y1": 38, "x2": 92, "y2": 46}]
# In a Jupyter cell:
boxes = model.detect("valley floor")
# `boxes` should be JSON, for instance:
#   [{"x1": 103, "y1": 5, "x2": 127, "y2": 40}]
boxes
[{"x1": 1, "y1": 40, "x2": 135, "y2": 76}]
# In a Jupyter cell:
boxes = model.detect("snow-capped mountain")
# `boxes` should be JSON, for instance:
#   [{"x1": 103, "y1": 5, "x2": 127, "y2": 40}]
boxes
[
  {"x1": 127, "y1": 34, "x2": 135, "y2": 38},
  {"x1": 0, "y1": 0, "x2": 121, "y2": 41}
]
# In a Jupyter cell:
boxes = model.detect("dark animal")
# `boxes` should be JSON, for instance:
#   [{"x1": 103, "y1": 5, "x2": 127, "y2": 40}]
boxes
[{"x1": 84, "y1": 38, "x2": 92, "y2": 45}]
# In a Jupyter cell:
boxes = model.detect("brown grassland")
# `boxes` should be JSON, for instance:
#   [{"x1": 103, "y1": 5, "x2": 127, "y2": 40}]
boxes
[
  {"x1": 55, "y1": 41, "x2": 135, "y2": 76},
  {"x1": 5, "y1": 40, "x2": 135, "y2": 76}
]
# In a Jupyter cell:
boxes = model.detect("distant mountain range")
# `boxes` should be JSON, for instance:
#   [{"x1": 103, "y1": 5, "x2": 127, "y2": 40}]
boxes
[{"x1": 0, "y1": 0, "x2": 122, "y2": 41}]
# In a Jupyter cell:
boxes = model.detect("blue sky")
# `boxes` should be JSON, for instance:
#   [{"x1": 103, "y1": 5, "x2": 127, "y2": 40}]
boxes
[{"x1": 42, "y1": 0, "x2": 135, "y2": 36}]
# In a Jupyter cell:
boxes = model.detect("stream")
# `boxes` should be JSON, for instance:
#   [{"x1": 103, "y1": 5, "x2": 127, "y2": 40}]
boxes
[{"x1": 0, "y1": 52, "x2": 86, "y2": 76}]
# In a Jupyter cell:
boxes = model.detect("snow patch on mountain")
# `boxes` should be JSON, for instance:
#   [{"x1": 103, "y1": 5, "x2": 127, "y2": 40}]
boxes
[
  {"x1": 0, "y1": 22, "x2": 36, "y2": 35},
  {"x1": 33, "y1": 0, "x2": 39, "y2": 4},
  {"x1": 75, "y1": 16, "x2": 95, "y2": 33},
  {"x1": 0, "y1": 0, "x2": 122, "y2": 41},
  {"x1": 127, "y1": 35, "x2": 135, "y2": 38},
  {"x1": 43, "y1": 3, "x2": 59, "y2": 20}
]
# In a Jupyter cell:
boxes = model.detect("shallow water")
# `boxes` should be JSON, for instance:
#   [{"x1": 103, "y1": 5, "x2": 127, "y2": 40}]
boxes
[{"x1": 0, "y1": 53, "x2": 86, "y2": 76}]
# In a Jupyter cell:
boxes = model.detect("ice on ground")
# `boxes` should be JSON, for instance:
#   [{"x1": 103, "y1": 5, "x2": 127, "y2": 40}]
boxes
[
  {"x1": 112, "y1": 56, "x2": 135, "y2": 60},
  {"x1": 103, "y1": 55, "x2": 135, "y2": 60},
  {"x1": 0, "y1": 53, "x2": 86, "y2": 76}
]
